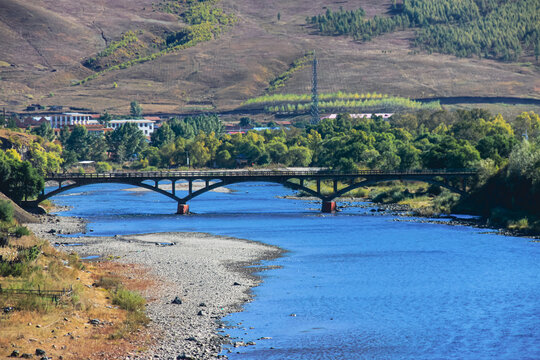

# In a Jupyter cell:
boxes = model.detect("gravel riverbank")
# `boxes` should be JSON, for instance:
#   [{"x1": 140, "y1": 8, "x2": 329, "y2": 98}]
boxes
[{"x1": 27, "y1": 214, "x2": 283, "y2": 359}]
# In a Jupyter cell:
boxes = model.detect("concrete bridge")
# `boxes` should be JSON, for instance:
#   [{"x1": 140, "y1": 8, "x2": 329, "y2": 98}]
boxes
[{"x1": 28, "y1": 169, "x2": 477, "y2": 214}]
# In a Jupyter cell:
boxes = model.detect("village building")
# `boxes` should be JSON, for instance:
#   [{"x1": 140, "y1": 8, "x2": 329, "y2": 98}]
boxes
[
  {"x1": 322, "y1": 113, "x2": 393, "y2": 120},
  {"x1": 108, "y1": 119, "x2": 155, "y2": 136},
  {"x1": 37, "y1": 113, "x2": 96, "y2": 128}
]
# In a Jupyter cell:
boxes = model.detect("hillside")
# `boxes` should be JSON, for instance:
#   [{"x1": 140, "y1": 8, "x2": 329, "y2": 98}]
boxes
[{"x1": 0, "y1": 0, "x2": 538, "y2": 115}]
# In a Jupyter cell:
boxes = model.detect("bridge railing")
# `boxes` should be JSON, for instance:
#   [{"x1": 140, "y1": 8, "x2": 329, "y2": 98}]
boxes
[{"x1": 45, "y1": 169, "x2": 478, "y2": 180}]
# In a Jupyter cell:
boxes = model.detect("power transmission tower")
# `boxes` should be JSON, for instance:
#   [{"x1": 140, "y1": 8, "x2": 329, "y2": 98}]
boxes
[{"x1": 310, "y1": 52, "x2": 320, "y2": 125}]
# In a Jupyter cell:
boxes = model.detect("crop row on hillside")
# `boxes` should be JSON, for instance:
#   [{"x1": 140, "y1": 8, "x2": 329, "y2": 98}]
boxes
[
  {"x1": 244, "y1": 92, "x2": 389, "y2": 106},
  {"x1": 264, "y1": 97, "x2": 440, "y2": 114}
]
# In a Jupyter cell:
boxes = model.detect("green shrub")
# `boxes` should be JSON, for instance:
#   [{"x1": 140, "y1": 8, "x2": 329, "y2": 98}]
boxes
[
  {"x1": 19, "y1": 245, "x2": 40, "y2": 262},
  {"x1": 14, "y1": 226, "x2": 30, "y2": 237},
  {"x1": 112, "y1": 287, "x2": 146, "y2": 312},
  {"x1": 0, "y1": 261, "x2": 25, "y2": 277},
  {"x1": 508, "y1": 218, "x2": 529, "y2": 230},
  {"x1": 0, "y1": 199, "x2": 13, "y2": 222},
  {"x1": 96, "y1": 276, "x2": 122, "y2": 290},
  {"x1": 95, "y1": 161, "x2": 112, "y2": 173}
]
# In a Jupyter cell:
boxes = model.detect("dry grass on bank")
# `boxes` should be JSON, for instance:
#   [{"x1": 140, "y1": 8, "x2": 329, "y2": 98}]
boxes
[{"x1": 0, "y1": 229, "x2": 156, "y2": 359}]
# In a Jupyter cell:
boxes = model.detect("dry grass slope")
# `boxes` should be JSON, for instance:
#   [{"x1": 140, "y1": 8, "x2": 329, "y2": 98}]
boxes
[{"x1": 0, "y1": 0, "x2": 538, "y2": 114}]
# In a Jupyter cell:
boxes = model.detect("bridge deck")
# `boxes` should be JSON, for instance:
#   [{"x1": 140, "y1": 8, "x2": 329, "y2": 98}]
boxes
[
  {"x1": 33, "y1": 169, "x2": 477, "y2": 214},
  {"x1": 45, "y1": 169, "x2": 477, "y2": 181}
]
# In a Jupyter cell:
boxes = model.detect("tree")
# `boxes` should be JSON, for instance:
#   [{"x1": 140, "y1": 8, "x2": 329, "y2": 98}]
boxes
[
  {"x1": 32, "y1": 122, "x2": 54, "y2": 141},
  {"x1": 106, "y1": 122, "x2": 147, "y2": 162},
  {"x1": 59, "y1": 126, "x2": 71, "y2": 144},
  {"x1": 0, "y1": 152, "x2": 43, "y2": 203},
  {"x1": 130, "y1": 101, "x2": 143, "y2": 118},
  {"x1": 397, "y1": 142, "x2": 421, "y2": 170},
  {"x1": 267, "y1": 141, "x2": 288, "y2": 164},
  {"x1": 187, "y1": 140, "x2": 210, "y2": 167},
  {"x1": 284, "y1": 146, "x2": 312, "y2": 167},
  {"x1": 99, "y1": 111, "x2": 112, "y2": 127},
  {"x1": 61, "y1": 150, "x2": 78, "y2": 171},
  {"x1": 239, "y1": 117, "x2": 253, "y2": 128},
  {"x1": 513, "y1": 111, "x2": 540, "y2": 140},
  {"x1": 151, "y1": 122, "x2": 175, "y2": 147},
  {"x1": 422, "y1": 136, "x2": 480, "y2": 169},
  {"x1": 65, "y1": 125, "x2": 89, "y2": 158}
]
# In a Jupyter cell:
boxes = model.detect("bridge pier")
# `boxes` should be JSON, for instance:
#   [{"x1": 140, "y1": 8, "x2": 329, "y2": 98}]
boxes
[
  {"x1": 177, "y1": 203, "x2": 190, "y2": 215},
  {"x1": 321, "y1": 201, "x2": 336, "y2": 213}
]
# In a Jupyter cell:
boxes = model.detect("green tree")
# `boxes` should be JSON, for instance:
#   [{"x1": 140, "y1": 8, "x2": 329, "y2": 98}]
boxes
[
  {"x1": 187, "y1": 140, "x2": 210, "y2": 167},
  {"x1": 284, "y1": 146, "x2": 312, "y2": 167},
  {"x1": 106, "y1": 122, "x2": 147, "y2": 162},
  {"x1": 130, "y1": 101, "x2": 143, "y2": 118},
  {"x1": 0, "y1": 152, "x2": 43, "y2": 203},
  {"x1": 151, "y1": 122, "x2": 175, "y2": 147},
  {"x1": 99, "y1": 111, "x2": 112, "y2": 127},
  {"x1": 65, "y1": 125, "x2": 89, "y2": 158},
  {"x1": 239, "y1": 117, "x2": 253, "y2": 127},
  {"x1": 32, "y1": 122, "x2": 55, "y2": 141},
  {"x1": 422, "y1": 136, "x2": 480, "y2": 169},
  {"x1": 61, "y1": 150, "x2": 78, "y2": 171}
]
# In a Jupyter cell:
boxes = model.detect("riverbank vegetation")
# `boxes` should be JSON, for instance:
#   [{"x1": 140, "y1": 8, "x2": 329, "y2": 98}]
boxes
[
  {"x1": 1, "y1": 107, "x2": 539, "y2": 234},
  {"x1": 0, "y1": 198, "x2": 151, "y2": 357},
  {"x1": 308, "y1": 0, "x2": 539, "y2": 62}
]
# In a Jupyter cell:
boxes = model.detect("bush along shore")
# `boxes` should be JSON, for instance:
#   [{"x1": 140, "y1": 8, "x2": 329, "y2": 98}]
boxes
[
  {"x1": 24, "y1": 210, "x2": 283, "y2": 359},
  {"x1": 291, "y1": 178, "x2": 539, "y2": 238}
]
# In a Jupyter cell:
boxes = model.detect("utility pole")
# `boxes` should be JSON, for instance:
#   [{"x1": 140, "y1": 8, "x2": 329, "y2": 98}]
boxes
[{"x1": 310, "y1": 52, "x2": 320, "y2": 125}]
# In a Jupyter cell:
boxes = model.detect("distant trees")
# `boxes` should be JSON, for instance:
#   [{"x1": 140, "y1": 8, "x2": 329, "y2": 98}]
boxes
[
  {"x1": 307, "y1": 0, "x2": 539, "y2": 61},
  {"x1": 168, "y1": 114, "x2": 223, "y2": 138},
  {"x1": 133, "y1": 109, "x2": 536, "y2": 173}
]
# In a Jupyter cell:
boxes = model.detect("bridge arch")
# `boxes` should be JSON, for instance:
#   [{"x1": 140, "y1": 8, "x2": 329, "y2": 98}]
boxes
[
  {"x1": 331, "y1": 176, "x2": 466, "y2": 200},
  {"x1": 34, "y1": 176, "x2": 465, "y2": 208},
  {"x1": 181, "y1": 178, "x2": 325, "y2": 202},
  {"x1": 27, "y1": 169, "x2": 476, "y2": 214},
  {"x1": 34, "y1": 179, "x2": 183, "y2": 205}
]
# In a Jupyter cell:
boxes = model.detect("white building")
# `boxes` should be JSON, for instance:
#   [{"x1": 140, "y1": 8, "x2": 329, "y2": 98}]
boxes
[
  {"x1": 108, "y1": 119, "x2": 155, "y2": 136},
  {"x1": 322, "y1": 113, "x2": 393, "y2": 120},
  {"x1": 46, "y1": 113, "x2": 95, "y2": 128}
]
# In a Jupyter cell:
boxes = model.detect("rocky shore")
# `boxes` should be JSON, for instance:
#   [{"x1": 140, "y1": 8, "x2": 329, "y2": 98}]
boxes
[
  {"x1": 283, "y1": 195, "x2": 539, "y2": 239},
  {"x1": 27, "y1": 214, "x2": 283, "y2": 359}
]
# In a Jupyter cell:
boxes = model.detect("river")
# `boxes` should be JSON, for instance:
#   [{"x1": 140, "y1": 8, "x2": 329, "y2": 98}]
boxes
[{"x1": 51, "y1": 182, "x2": 539, "y2": 359}]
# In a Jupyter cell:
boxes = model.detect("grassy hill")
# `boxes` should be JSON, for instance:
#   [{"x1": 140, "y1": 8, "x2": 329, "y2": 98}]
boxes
[{"x1": 0, "y1": 0, "x2": 538, "y2": 115}]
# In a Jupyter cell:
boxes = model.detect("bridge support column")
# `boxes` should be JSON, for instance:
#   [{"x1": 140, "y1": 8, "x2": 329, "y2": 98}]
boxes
[
  {"x1": 177, "y1": 203, "x2": 189, "y2": 215},
  {"x1": 321, "y1": 201, "x2": 336, "y2": 213}
]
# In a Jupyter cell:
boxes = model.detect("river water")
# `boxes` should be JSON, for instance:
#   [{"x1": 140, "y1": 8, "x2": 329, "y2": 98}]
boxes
[{"x1": 52, "y1": 182, "x2": 539, "y2": 359}]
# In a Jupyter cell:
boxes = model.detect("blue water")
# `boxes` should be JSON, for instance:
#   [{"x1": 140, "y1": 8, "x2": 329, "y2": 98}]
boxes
[{"x1": 51, "y1": 183, "x2": 540, "y2": 359}]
